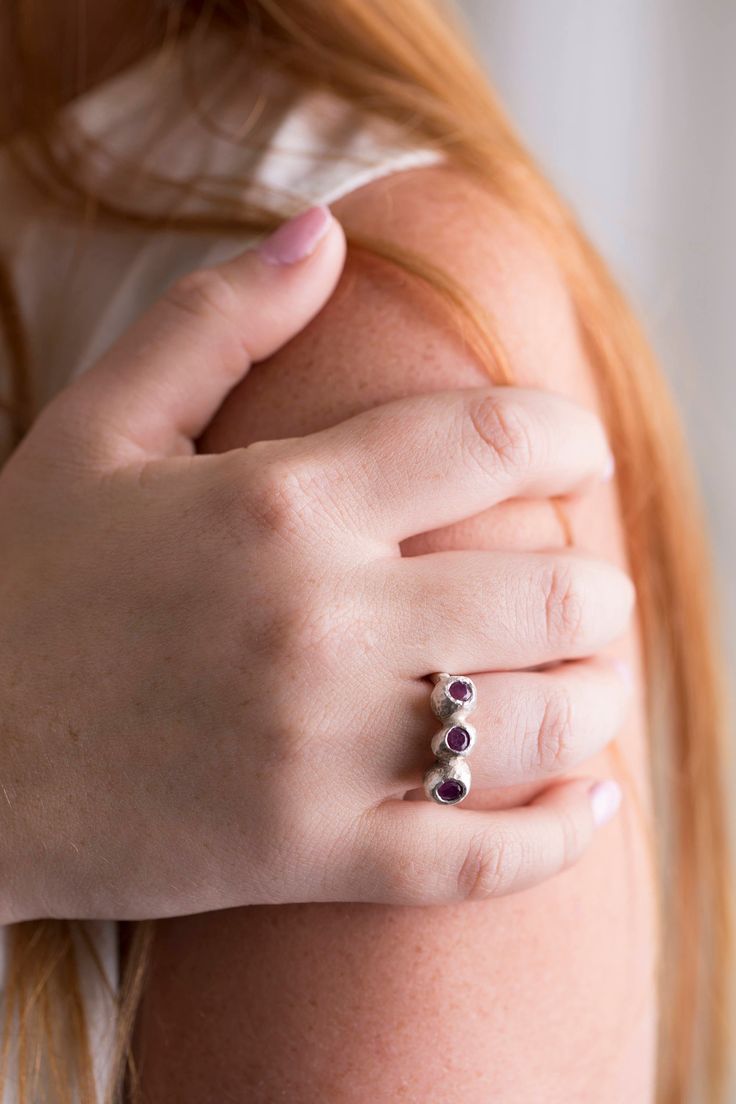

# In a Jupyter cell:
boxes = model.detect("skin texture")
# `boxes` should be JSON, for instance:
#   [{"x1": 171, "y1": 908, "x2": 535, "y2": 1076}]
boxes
[
  {"x1": 0, "y1": 181, "x2": 634, "y2": 924},
  {"x1": 131, "y1": 168, "x2": 658, "y2": 1101},
  {"x1": 0, "y1": 206, "x2": 624, "y2": 923}
]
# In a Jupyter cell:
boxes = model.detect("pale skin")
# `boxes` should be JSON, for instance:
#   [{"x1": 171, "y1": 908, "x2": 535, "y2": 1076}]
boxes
[
  {"x1": 0, "y1": 203, "x2": 632, "y2": 923},
  {"x1": 0, "y1": 10, "x2": 656, "y2": 1102},
  {"x1": 129, "y1": 171, "x2": 657, "y2": 1100}
]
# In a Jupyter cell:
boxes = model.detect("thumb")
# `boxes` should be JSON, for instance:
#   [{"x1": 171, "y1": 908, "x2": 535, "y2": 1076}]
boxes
[{"x1": 43, "y1": 206, "x2": 346, "y2": 460}]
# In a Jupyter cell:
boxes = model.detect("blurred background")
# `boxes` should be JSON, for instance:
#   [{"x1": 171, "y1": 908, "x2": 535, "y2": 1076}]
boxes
[{"x1": 459, "y1": 0, "x2": 736, "y2": 668}]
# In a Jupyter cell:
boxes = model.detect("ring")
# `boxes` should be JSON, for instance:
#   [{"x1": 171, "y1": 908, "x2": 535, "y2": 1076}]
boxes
[{"x1": 423, "y1": 673, "x2": 478, "y2": 805}]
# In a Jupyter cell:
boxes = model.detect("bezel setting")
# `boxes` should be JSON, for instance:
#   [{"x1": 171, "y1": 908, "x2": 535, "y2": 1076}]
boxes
[
  {"x1": 430, "y1": 720, "x2": 477, "y2": 760},
  {"x1": 430, "y1": 673, "x2": 478, "y2": 722},
  {"x1": 423, "y1": 755, "x2": 471, "y2": 805}
]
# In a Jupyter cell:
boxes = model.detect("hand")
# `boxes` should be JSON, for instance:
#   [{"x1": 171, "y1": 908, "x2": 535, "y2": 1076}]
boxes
[{"x1": 0, "y1": 207, "x2": 632, "y2": 922}]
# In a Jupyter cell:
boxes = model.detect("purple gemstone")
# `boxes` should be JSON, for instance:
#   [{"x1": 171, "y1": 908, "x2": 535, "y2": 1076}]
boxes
[
  {"x1": 448, "y1": 679, "x2": 472, "y2": 704},
  {"x1": 436, "y1": 778, "x2": 465, "y2": 803},
  {"x1": 446, "y1": 725, "x2": 470, "y2": 753}
]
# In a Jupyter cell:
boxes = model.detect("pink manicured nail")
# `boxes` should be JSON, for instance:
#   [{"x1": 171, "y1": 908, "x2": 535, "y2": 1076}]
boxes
[
  {"x1": 589, "y1": 779, "x2": 622, "y2": 827},
  {"x1": 602, "y1": 451, "x2": 616, "y2": 482},
  {"x1": 610, "y1": 658, "x2": 634, "y2": 692},
  {"x1": 259, "y1": 206, "x2": 333, "y2": 265}
]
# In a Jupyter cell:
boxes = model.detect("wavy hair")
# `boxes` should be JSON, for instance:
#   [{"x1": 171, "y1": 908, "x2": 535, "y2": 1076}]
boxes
[{"x1": 0, "y1": 1, "x2": 731, "y2": 1100}]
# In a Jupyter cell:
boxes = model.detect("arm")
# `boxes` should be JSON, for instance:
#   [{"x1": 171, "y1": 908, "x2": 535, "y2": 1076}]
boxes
[{"x1": 132, "y1": 167, "x2": 657, "y2": 1102}]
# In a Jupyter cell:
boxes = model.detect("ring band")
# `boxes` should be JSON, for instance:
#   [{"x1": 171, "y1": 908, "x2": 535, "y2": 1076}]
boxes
[{"x1": 423, "y1": 673, "x2": 478, "y2": 805}]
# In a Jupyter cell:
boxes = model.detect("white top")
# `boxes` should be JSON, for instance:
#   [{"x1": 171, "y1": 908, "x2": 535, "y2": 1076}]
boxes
[{"x1": 0, "y1": 29, "x2": 441, "y2": 1098}]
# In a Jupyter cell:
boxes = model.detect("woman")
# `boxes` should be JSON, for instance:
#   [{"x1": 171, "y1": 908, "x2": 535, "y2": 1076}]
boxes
[{"x1": 0, "y1": 2, "x2": 729, "y2": 1102}]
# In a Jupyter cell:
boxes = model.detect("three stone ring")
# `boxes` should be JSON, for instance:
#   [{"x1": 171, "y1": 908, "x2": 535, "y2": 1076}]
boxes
[{"x1": 423, "y1": 673, "x2": 477, "y2": 805}]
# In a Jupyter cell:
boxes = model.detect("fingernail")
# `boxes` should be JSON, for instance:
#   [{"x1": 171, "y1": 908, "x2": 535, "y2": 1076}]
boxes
[
  {"x1": 610, "y1": 657, "x2": 634, "y2": 693},
  {"x1": 259, "y1": 206, "x2": 333, "y2": 265},
  {"x1": 589, "y1": 779, "x2": 622, "y2": 827},
  {"x1": 601, "y1": 451, "x2": 616, "y2": 482}
]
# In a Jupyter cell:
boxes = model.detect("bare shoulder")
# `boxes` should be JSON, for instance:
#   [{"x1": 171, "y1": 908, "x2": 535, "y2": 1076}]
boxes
[
  {"x1": 205, "y1": 163, "x2": 614, "y2": 555},
  {"x1": 335, "y1": 163, "x2": 594, "y2": 401},
  {"x1": 209, "y1": 164, "x2": 596, "y2": 431},
  {"x1": 181, "y1": 165, "x2": 657, "y2": 1103}
]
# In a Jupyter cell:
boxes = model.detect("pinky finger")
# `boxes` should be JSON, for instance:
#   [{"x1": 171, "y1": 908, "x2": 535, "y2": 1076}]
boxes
[{"x1": 353, "y1": 777, "x2": 622, "y2": 907}]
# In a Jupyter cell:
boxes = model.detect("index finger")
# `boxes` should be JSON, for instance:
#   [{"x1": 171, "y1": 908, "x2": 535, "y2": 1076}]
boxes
[{"x1": 280, "y1": 386, "x2": 612, "y2": 544}]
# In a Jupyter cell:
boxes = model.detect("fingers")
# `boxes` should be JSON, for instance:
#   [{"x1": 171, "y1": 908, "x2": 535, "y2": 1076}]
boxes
[
  {"x1": 433, "y1": 658, "x2": 632, "y2": 788},
  {"x1": 383, "y1": 549, "x2": 635, "y2": 674},
  {"x1": 273, "y1": 386, "x2": 612, "y2": 544},
  {"x1": 40, "y1": 207, "x2": 346, "y2": 460},
  {"x1": 351, "y1": 776, "x2": 620, "y2": 906}
]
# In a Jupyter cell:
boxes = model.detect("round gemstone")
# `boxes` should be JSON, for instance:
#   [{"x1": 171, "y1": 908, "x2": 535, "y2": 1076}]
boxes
[
  {"x1": 436, "y1": 778, "x2": 466, "y2": 803},
  {"x1": 446, "y1": 725, "x2": 470, "y2": 753},
  {"x1": 448, "y1": 679, "x2": 472, "y2": 703}
]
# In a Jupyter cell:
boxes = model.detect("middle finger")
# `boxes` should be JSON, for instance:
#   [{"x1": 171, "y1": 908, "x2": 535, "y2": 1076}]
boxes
[{"x1": 382, "y1": 548, "x2": 635, "y2": 675}]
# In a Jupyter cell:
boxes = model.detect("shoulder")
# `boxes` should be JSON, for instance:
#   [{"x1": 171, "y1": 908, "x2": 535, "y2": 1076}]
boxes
[
  {"x1": 334, "y1": 163, "x2": 589, "y2": 398},
  {"x1": 205, "y1": 161, "x2": 602, "y2": 496},
  {"x1": 201, "y1": 162, "x2": 655, "y2": 1102},
  {"x1": 204, "y1": 156, "x2": 628, "y2": 565}
]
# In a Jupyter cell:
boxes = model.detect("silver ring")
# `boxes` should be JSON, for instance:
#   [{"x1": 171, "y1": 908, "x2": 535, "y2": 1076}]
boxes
[{"x1": 423, "y1": 673, "x2": 477, "y2": 805}]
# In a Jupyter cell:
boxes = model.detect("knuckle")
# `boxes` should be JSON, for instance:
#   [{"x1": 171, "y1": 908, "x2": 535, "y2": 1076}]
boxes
[
  {"x1": 466, "y1": 392, "x2": 536, "y2": 477},
  {"x1": 534, "y1": 689, "x2": 576, "y2": 774},
  {"x1": 457, "y1": 828, "x2": 523, "y2": 901},
  {"x1": 540, "y1": 562, "x2": 585, "y2": 647},
  {"x1": 250, "y1": 567, "x2": 367, "y2": 681},
  {"x1": 165, "y1": 267, "x2": 240, "y2": 326},
  {"x1": 235, "y1": 445, "x2": 325, "y2": 543}
]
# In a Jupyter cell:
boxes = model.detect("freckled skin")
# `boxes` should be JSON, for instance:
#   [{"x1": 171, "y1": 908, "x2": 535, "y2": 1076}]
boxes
[{"x1": 130, "y1": 168, "x2": 657, "y2": 1102}]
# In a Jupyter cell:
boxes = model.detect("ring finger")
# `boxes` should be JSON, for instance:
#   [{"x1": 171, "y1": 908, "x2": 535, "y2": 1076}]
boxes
[{"x1": 374, "y1": 657, "x2": 632, "y2": 794}]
